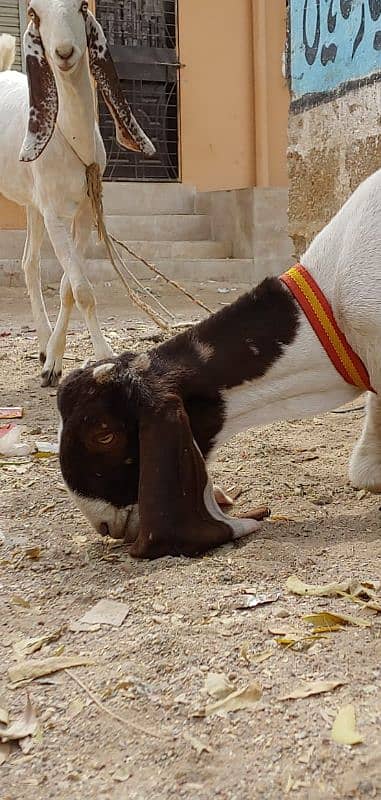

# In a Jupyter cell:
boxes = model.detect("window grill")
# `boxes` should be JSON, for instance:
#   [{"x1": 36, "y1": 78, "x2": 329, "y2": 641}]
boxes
[{"x1": 96, "y1": 0, "x2": 179, "y2": 182}]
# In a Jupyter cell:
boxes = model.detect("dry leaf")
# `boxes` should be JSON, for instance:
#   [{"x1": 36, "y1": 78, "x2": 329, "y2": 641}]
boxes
[
  {"x1": 204, "y1": 682, "x2": 262, "y2": 716},
  {"x1": 0, "y1": 707, "x2": 9, "y2": 725},
  {"x1": 67, "y1": 699, "x2": 85, "y2": 720},
  {"x1": 183, "y1": 732, "x2": 211, "y2": 755},
  {"x1": 0, "y1": 695, "x2": 37, "y2": 742},
  {"x1": 8, "y1": 656, "x2": 94, "y2": 684},
  {"x1": 269, "y1": 624, "x2": 324, "y2": 648},
  {"x1": 279, "y1": 680, "x2": 345, "y2": 701},
  {"x1": 113, "y1": 770, "x2": 131, "y2": 783},
  {"x1": 251, "y1": 650, "x2": 274, "y2": 664},
  {"x1": 304, "y1": 611, "x2": 372, "y2": 630},
  {"x1": 69, "y1": 621, "x2": 101, "y2": 634},
  {"x1": 13, "y1": 629, "x2": 63, "y2": 660},
  {"x1": 332, "y1": 704, "x2": 363, "y2": 746},
  {"x1": 286, "y1": 576, "x2": 381, "y2": 613},
  {"x1": 286, "y1": 575, "x2": 351, "y2": 597},
  {"x1": 204, "y1": 673, "x2": 234, "y2": 700},
  {"x1": 239, "y1": 642, "x2": 251, "y2": 663},
  {"x1": 25, "y1": 547, "x2": 41, "y2": 561},
  {"x1": 11, "y1": 595, "x2": 30, "y2": 609},
  {"x1": 78, "y1": 599, "x2": 129, "y2": 628},
  {"x1": 0, "y1": 742, "x2": 11, "y2": 765}
]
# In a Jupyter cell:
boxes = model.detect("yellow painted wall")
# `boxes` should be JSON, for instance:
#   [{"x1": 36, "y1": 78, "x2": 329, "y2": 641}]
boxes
[{"x1": 179, "y1": 0, "x2": 256, "y2": 192}]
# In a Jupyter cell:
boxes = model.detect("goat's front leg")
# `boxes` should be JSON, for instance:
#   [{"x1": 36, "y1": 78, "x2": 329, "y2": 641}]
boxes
[
  {"x1": 349, "y1": 393, "x2": 381, "y2": 492},
  {"x1": 42, "y1": 212, "x2": 113, "y2": 386},
  {"x1": 42, "y1": 275, "x2": 74, "y2": 387},
  {"x1": 22, "y1": 206, "x2": 52, "y2": 362}
]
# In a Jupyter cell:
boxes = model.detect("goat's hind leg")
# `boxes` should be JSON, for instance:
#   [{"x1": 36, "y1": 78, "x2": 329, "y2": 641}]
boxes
[
  {"x1": 22, "y1": 206, "x2": 52, "y2": 363},
  {"x1": 349, "y1": 393, "x2": 381, "y2": 492}
]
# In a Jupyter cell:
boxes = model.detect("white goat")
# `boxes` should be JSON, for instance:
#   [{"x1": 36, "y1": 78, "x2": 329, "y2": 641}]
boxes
[{"x1": 0, "y1": 1, "x2": 155, "y2": 386}]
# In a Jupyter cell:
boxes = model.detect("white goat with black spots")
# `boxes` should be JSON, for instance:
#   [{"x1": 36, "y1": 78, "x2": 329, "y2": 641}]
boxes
[{"x1": 0, "y1": 1, "x2": 155, "y2": 386}]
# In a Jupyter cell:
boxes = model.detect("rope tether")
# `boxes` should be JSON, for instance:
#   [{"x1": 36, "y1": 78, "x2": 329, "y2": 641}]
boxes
[{"x1": 86, "y1": 163, "x2": 212, "y2": 331}]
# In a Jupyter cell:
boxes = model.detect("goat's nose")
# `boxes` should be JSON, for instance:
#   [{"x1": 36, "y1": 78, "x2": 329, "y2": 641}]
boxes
[
  {"x1": 99, "y1": 522, "x2": 110, "y2": 537},
  {"x1": 55, "y1": 44, "x2": 74, "y2": 61}
]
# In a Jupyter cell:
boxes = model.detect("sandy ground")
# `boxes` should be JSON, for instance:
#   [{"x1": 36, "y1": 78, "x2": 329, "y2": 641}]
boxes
[{"x1": 1, "y1": 280, "x2": 381, "y2": 800}]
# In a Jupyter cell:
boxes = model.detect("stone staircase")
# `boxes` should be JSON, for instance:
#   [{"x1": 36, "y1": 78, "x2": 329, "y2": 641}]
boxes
[{"x1": 0, "y1": 183, "x2": 254, "y2": 287}]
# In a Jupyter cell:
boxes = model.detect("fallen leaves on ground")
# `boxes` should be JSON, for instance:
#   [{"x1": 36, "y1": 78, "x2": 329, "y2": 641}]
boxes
[
  {"x1": 11, "y1": 595, "x2": 31, "y2": 609},
  {"x1": 0, "y1": 695, "x2": 38, "y2": 742},
  {"x1": 279, "y1": 680, "x2": 345, "y2": 701},
  {"x1": 8, "y1": 656, "x2": 94, "y2": 684},
  {"x1": 286, "y1": 575, "x2": 350, "y2": 597},
  {"x1": 13, "y1": 629, "x2": 63, "y2": 660},
  {"x1": 268, "y1": 623, "x2": 325, "y2": 649},
  {"x1": 196, "y1": 676, "x2": 262, "y2": 717},
  {"x1": 78, "y1": 599, "x2": 129, "y2": 628},
  {"x1": 0, "y1": 695, "x2": 39, "y2": 759},
  {"x1": 304, "y1": 610, "x2": 372, "y2": 631},
  {"x1": 204, "y1": 673, "x2": 234, "y2": 700},
  {"x1": 286, "y1": 575, "x2": 381, "y2": 612},
  {"x1": 331, "y1": 704, "x2": 363, "y2": 745},
  {"x1": 183, "y1": 732, "x2": 211, "y2": 755}
]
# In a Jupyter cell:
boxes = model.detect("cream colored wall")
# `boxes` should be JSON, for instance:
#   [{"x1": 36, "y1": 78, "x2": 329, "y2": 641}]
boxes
[
  {"x1": 178, "y1": 0, "x2": 289, "y2": 192},
  {"x1": 252, "y1": 0, "x2": 289, "y2": 188},
  {"x1": 0, "y1": 195, "x2": 26, "y2": 229},
  {"x1": 178, "y1": 0, "x2": 256, "y2": 192}
]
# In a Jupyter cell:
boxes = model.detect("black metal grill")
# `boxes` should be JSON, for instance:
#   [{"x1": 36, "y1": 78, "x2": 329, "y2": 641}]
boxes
[{"x1": 96, "y1": 0, "x2": 179, "y2": 182}]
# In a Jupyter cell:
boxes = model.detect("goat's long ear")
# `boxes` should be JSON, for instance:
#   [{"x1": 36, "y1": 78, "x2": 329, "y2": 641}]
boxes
[
  {"x1": 86, "y1": 12, "x2": 155, "y2": 156},
  {"x1": 129, "y1": 395, "x2": 259, "y2": 559},
  {"x1": 19, "y1": 22, "x2": 58, "y2": 162}
]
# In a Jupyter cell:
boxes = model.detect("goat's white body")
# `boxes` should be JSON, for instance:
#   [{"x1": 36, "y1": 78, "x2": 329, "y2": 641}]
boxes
[
  {"x1": 0, "y1": 23, "x2": 113, "y2": 385},
  {"x1": 0, "y1": 70, "x2": 105, "y2": 211},
  {"x1": 217, "y1": 168, "x2": 381, "y2": 493},
  {"x1": 0, "y1": 0, "x2": 159, "y2": 386}
]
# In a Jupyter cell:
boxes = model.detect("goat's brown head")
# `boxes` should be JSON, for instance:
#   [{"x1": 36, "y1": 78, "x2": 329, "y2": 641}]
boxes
[
  {"x1": 57, "y1": 355, "x2": 259, "y2": 559},
  {"x1": 20, "y1": 0, "x2": 155, "y2": 161}
]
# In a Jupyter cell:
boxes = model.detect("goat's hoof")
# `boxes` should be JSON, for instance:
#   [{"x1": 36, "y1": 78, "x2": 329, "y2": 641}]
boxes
[
  {"x1": 41, "y1": 368, "x2": 62, "y2": 388},
  {"x1": 39, "y1": 352, "x2": 46, "y2": 366}
]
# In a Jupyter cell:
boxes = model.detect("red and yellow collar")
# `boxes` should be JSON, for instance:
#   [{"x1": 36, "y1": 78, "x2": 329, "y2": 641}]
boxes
[{"x1": 280, "y1": 264, "x2": 375, "y2": 394}]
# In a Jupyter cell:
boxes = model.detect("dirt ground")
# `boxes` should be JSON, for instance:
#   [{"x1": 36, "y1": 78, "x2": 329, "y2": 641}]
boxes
[{"x1": 1, "y1": 280, "x2": 381, "y2": 800}]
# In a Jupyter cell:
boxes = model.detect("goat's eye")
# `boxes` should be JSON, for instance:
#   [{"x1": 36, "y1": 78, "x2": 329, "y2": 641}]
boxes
[{"x1": 81, "y1": 1, "x2": 89, "y2": 14}]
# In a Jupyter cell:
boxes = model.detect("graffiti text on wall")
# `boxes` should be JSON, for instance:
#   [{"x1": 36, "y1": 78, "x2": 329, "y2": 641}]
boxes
[{"x1": 290, "y1": 0, "x2": 381, "y2": 106}]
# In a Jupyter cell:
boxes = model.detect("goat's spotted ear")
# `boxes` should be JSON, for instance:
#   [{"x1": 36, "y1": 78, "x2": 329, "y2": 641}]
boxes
[
  {"x1": 19, "y1": 22, "x2": 58, "y2": 163},
  {"x1": 130, "y1": 395, "x2": 259, "y2": 559},
  {"x1": 85, "y1": 12, "x2": 156, "y2": 156}
]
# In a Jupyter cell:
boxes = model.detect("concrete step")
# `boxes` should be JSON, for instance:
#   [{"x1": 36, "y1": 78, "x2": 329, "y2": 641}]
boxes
[
  {"x1": 0, "y1": 215, "x2": 211, "y2": 252},
  {"x1": 0, "y1": 232, "x2": 231, "y2": 260},
  {"x1": 1, "y1": 257, "x2": 255, "y2": 287},
  {"x1": 105, "y1": 214, "x2": 211, "y2": 242},
  {"x1": 102, "y1": 182, "x2": 195, "y2": 215}
]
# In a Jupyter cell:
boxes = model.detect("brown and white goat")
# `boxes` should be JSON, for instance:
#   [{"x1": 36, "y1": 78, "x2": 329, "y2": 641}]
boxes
[{"x1": 58, "y1": 167, "x2": 381, "y2": 558}]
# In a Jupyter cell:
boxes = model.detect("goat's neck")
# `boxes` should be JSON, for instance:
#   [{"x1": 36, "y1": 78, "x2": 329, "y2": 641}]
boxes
[
  {"x1": 54, "y1": 55, "x2": 97, "y2": 166},
  {"x1": 155, "y1": 278, "x2": 359, "y2": 449}
]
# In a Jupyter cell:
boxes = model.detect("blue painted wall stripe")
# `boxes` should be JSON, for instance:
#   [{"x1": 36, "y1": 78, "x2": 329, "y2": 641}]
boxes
[{"x1": 291, "y1": 0, "x2": 381, "y2": 101}]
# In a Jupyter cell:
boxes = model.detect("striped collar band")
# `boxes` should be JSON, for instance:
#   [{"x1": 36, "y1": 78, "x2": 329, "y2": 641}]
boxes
[{"x1": 280, "y1": 264, "x2": 375, "y2": 394}]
